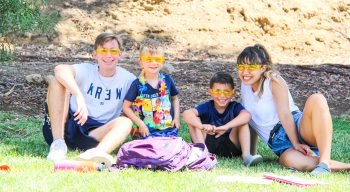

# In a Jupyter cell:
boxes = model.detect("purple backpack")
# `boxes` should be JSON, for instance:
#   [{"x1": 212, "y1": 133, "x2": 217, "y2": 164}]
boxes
[{"x1": 114, "y1": 137, "x2": 217, "y2": 171}]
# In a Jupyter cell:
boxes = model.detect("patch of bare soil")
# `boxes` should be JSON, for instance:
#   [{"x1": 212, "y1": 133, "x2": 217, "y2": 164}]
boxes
[
  {"x1": 2, "y1": 1, "x2": 350, "y2": 117},
  {"x1": 1, "y1": 56, "x2": 349, "y2": 117}
]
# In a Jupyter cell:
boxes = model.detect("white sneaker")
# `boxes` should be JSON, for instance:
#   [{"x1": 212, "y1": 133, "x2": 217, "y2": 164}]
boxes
[
  {"x1": 47, "y1": 138, "x2": 68, "y2": 161},
  {"x1": 75, "y1": 148, "x2": 115, "y2": 168}
]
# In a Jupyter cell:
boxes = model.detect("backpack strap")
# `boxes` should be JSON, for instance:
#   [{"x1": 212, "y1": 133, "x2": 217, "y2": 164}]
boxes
[{"x1": 186, "y1": 143, "x2": 217, "y2": 170}]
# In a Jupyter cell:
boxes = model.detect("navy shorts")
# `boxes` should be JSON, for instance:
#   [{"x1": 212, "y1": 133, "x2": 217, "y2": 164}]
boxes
[
  {"x1": 205, "y1": 132, "x2": 242, "y2": 158},
  {"x1": 42, "y1": 104, "x2": 103, "y2": 150},
  {"x1": 268, "y1": 111, "x2": 320, "y2": 157}
]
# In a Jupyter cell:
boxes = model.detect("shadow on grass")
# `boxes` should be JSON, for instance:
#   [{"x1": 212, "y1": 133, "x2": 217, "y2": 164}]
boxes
[{"x1": 0, "y1": 113, "x2": 48, "y2": 158}]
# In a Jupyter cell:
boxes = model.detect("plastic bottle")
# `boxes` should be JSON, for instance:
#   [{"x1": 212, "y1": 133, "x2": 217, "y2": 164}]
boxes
[{"x1": 54, "y1": 160, "x2": 107, "y2": 172}]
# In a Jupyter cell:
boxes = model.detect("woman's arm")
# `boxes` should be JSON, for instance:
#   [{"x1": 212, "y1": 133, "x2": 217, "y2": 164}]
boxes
[{"x1": 271, "y1": 76, "x2": 311, "y2": 155}]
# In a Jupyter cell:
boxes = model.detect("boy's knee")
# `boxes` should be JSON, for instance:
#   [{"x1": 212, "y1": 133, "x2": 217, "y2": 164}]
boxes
[
  {"x1": 48, "y1": 76, "x2": 58, "y2": 88},
  {"x1": 235, "y1": 124, "x2": 249, "y2": 132},
  {"x1": 182, "y1": 109, "x2": 191, "y2": 118}
]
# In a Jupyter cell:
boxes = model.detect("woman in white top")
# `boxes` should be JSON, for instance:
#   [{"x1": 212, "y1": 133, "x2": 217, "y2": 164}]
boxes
[{"x1": 236, "y1": 44, "x2": 350, "y2": 175}]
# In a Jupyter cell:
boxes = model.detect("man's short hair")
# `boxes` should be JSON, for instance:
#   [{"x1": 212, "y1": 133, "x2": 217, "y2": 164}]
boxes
[{"x1": 94, "y1": 33, "x2": 122, "y2": 50}]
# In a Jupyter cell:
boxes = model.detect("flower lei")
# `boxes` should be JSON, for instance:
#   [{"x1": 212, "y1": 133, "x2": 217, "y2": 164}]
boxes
[
  {"x1": 138, "y1": 69, "x2": 167, "y2": 97},
  {"x1": 132, "y1": 70, "x2": 167, "y2": 129}
]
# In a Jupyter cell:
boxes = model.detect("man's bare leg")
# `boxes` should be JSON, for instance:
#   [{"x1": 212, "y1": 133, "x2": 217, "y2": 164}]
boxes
[
  {"x1": 75, "y1": 117, "x2": 133, "y2": 167},
  {"x1": 46, "y1": 77, "x2": 70, "y2": 161},
  {"x1": 90, "y1": 116, "x2": 133, "y2": 153}
]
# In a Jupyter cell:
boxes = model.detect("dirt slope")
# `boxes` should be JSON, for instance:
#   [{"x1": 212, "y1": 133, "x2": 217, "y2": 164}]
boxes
[
  {"x1": 47, "y1": 0, "x2": 350, "y2": 64},
  {"x1": 1, "y1": 0, "x2": 350, "y2": 116}
]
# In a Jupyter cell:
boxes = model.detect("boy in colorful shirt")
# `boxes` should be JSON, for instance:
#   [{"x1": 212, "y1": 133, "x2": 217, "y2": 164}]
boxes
[
  {"x1": 183, "y1": 72, "x2": 262, "y2": 167},
  {"x1": 123, "y1": 39, "x2": 180, "y2": 139}
]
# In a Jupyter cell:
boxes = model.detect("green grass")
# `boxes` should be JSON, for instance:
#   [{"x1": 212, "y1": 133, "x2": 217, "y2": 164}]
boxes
[
  {"x1": 1, "y1": 112, "x2": 350, "y2": 191},
  {"x1": 0, "y1": 42, "x2": 16, "y2": 62}
]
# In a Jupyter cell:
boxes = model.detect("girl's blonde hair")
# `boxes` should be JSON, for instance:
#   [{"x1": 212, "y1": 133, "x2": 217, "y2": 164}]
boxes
[{"x1": 236, "y1": 44, "x2": 280, "y2": 97}]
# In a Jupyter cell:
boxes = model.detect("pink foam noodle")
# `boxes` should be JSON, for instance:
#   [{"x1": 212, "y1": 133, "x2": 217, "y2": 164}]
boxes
[{"x1": 54, "y1": 160, "x2": 98, "y2": 172}]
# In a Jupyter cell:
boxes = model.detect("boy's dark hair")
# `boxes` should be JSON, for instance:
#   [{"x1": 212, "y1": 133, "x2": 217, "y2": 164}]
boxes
[
  {"x1": 94, "y1": 33, "x2": 122, "y2": 50},
  {"x1": 209, "y1": 72, "x2": 235, "y2": 89}
]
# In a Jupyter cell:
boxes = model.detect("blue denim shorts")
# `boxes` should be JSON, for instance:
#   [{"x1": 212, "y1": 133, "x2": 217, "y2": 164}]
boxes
[{"x1": 268, "y1": 111, "x2": 320, "y2": 157}]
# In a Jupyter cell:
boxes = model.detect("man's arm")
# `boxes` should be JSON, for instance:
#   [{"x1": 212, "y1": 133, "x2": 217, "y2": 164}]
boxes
[{"x1": 54, "y1": 64, "x2": 88, "y2": 125}]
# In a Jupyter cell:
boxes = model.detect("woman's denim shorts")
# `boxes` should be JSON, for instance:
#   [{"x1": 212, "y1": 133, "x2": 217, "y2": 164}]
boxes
[{"x1": 268, "y1": 110, "x2": 320, "y2": 157}]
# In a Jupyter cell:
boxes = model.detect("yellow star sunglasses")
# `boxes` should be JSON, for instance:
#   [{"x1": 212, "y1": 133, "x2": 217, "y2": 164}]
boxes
[
  {"x1": 209, "y1": 89, "x2": 235, "y2": 97},
  {"x1": 95, "y1": 48, "x2": 121, "y2": 55},
  {"x1": 237, "y1": 64, "x2": 263, "y2": 72},
  {"x1": 140, "y1": 56, "x2": 165, "y2": 63}
]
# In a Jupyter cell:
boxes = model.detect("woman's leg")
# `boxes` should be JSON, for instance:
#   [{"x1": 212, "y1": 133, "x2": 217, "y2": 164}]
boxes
[
  {"x1": 280, "y1": 149, "x2": 350, "y2": 172},
  {"x1": 279, "y1": 148, "x2": 318, "y2": 171},
  {"x1": 298, "y1": 93, "x2": 350, "y2": 171},
  {"x1": 299, "y1": 93, "x2": 332, "y2": 165}
]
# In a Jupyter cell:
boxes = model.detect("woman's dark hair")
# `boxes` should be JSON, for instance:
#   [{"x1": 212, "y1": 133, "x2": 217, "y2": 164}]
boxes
[
  {"x1": 236, "y1": 44, "x2": 279, "y2": 97},
  {"x1": 237, "y1": 44, "x2": 271, "y2": 65}
]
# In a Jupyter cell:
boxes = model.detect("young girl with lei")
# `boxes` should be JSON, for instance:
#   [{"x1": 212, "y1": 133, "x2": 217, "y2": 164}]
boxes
[
  {"x1": 236, "y1": 44, "x2": 350, "y2": 175},
  {"x1": 123, "y1": 39, "x2": 180, "y2": 139}
]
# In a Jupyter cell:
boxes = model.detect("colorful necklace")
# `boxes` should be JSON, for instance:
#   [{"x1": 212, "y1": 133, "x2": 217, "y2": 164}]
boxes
[{"x1": 138, "y1": 69, "x2": 167, "y2": 97}]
